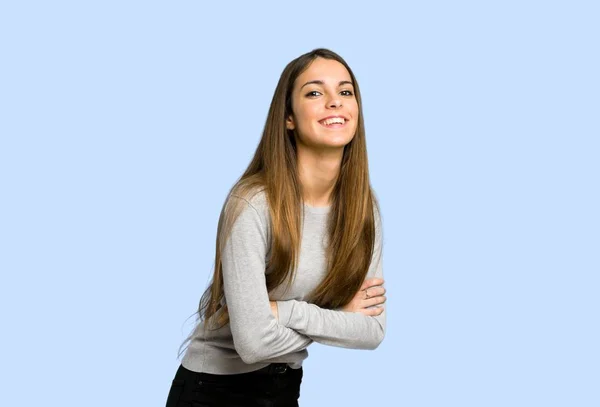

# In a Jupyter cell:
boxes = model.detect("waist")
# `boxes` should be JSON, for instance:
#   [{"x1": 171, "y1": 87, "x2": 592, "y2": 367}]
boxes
[
  {"x1": 177, "y1": 362, "x2": 302, "y2": 383},
  {"x1": 182, "y1": 338, "x2": 308, "y2": 374}
]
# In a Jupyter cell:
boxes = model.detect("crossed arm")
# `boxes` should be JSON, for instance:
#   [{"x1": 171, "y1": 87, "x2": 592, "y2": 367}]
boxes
[
  {"x1": 273, "y1": 274, "x2": 386, "y2": 349},
  {"x1": 221, "y1": 196, "x2": 386, "y2": 364}
]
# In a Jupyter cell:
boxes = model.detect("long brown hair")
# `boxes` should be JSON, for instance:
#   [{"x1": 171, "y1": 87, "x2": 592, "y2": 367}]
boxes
[{"x1": 178, "y1": 48, "x2": 381, "y2": 358}]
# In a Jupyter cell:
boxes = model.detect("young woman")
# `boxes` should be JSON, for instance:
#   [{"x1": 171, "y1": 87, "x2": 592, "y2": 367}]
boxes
[{"x1": 165, "y1": 48, "x2": 387, "y2": 407}]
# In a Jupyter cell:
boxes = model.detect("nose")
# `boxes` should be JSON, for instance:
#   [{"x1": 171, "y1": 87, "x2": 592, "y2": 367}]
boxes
[{"x1": 327, "y1": 95, "x2": 342, "y2": 109}]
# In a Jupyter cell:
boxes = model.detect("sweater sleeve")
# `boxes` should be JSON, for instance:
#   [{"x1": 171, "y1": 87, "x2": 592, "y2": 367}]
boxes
[
  {"x1": 275, "y1": 206, "x2": 385, "y2": 350},
  {"x1": 221, "y1": 196, "x2": 313, "y2": 364}
]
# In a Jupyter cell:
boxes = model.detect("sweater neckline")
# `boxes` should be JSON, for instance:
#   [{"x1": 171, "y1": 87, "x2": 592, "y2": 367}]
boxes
[{"x1": 303, "y1": 202, "x2": 331, "y2": 214}]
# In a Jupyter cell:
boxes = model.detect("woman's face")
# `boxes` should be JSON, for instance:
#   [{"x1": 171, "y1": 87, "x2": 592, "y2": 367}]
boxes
[{"x1": 286, "y1": 57, "x2": 359, "y2": 150}]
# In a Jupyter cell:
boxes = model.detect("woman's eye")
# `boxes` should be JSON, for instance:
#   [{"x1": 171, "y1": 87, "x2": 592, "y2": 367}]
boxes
[{"x1": 306, "y1": 90, "x2": 353, "y2": 97}]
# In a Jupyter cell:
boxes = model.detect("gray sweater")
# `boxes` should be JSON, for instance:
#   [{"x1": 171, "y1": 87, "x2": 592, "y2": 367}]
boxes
[{"x1": 181, "y1": 190, "x2": 385, "y2": 374}]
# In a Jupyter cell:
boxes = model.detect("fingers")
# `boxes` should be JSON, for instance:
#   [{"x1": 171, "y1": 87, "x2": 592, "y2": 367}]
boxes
[
  {"x1": 365, "y1": 285, "x2": 386, "y2": 297},
  {"x1": 364, "y1": 295, "x2": 386, "y2": 308},
  {"x1": 360, "y1": 278, "x2": 385, "y2": 290}
]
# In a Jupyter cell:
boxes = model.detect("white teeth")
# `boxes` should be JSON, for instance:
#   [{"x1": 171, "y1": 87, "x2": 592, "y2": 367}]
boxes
[{"x1": 321, "y1": 117, "x2": 345, "y2": 126}]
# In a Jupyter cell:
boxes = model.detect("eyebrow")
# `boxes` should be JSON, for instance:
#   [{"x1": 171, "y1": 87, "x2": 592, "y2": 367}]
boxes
[{"x1": 300, "y1": 80, "x2": 354, "y2": 90}]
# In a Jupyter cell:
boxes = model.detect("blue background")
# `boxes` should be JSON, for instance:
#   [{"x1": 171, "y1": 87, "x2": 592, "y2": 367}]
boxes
[{"x1": 1, "y1": 1, "x2": 598, "y2": 406}]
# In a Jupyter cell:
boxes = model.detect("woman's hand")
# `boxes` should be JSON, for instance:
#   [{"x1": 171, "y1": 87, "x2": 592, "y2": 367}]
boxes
[{"x1": 342, "y1": 278, "x2": 386, "y2": 316}]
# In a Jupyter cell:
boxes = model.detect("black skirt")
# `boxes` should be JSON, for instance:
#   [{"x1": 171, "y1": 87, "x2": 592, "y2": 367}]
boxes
[{"x1": 165, "y1": 363, "x2": 303, "y2": 407}]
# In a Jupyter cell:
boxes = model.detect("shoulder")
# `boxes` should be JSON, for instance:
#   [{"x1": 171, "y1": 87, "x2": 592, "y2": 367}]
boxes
[
  {"x1": 225, "y1": 186, "x2": 271, "y2": 236},
  {"x1": 371, "y1": 193, "x2": 384, "y2": 249},
  {"x1": 230, "y1": 186, "x2": 269, "y2": 214},
  {"x1": 371, "y1": 191, "x2": 383, "y2": 228}
]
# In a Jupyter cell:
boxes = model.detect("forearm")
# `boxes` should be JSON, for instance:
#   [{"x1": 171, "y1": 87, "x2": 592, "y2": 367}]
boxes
[
  {"x1": 276, "y1": 299, "x2": 385, "y2": 349},
  {"x1": 227, "y1": 299, "x2": 314, "y2": 364}
]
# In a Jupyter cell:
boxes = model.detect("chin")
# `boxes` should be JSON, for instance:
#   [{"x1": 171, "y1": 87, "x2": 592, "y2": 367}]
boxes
[
  {"x1": 320, "y1": 138, "x2": 353, "y2": 150},
  {"x1": 297, "y1": 131, "x2": 354, "y2": 150}
]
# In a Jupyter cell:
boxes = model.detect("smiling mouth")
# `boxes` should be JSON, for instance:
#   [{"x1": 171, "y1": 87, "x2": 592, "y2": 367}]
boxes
[{"x1": 319, "y1": 117, "x2": 348, "y2": 128}]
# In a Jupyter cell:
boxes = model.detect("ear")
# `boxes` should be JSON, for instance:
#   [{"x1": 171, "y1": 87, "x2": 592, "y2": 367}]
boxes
[{"x1": 286, "y1": 114, "x2": 295, "y2": 130}]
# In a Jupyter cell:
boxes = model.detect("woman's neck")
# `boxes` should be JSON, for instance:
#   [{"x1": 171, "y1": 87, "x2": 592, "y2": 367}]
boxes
[{"x1": 296, "y1": 146, "x2": 342, "y2": 207}]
